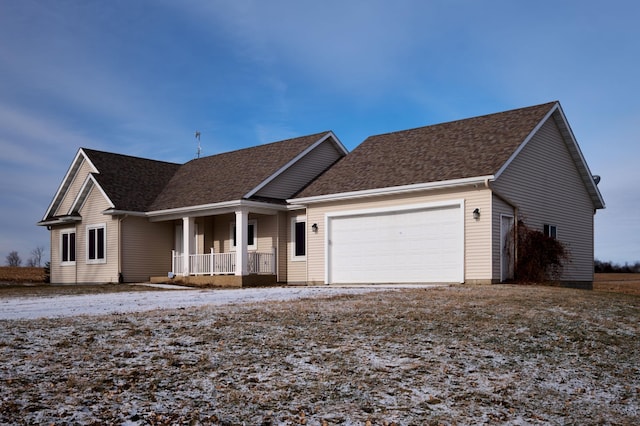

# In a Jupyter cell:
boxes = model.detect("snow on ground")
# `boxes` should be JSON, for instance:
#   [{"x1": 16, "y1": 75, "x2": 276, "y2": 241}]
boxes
[
  {"x1": 1, "y1": 285, "x2": 638, "y2": 425},
  {"x1": 0, "y1": 285, "x2": 402, "y2": 320}
]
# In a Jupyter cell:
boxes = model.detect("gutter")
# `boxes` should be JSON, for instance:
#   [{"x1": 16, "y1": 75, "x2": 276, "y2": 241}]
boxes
[{"x1": 290, "y1": 175, "x2": 495, "y2": 205}]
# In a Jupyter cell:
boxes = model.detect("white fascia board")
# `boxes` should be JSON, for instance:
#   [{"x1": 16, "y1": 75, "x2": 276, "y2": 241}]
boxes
[
  {"x1": 102, "y1": 209, "x2": 147, "y2": 217},
  {"x1": 552, "y1": 105, "x2": 606, "y2": 209},
  {"x1": 244, "y1": 132, "x2": 348, "y2": 199},
  {"x1": 326, "y1": 131, "x2": 349, "y2": 155},
  {"x1": 147, "y1": 199, "x2": 287, "y2": 222},
  {"x1": 41, "y1": 148, "x2": 95, "y2": 221},
  {"x1": 493, "y1": 102, "x2": 605, "y2": 209},
  {"x1": 494, "y1": 103, "x2": 558, "y2": 180},
  {"x1": 69, "y1": 174, "x2": 115, "y2": 214},
  {"x1": 37, "y1": 215, "x2": 82, "y2": 227},
  {"x1": 289, "y1": 175, "x2": 494, "y2": 205}
]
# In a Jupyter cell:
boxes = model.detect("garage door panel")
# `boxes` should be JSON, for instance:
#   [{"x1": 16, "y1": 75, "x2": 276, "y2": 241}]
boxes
[{"x1": 328, "y1": 204, "x2": 463, "y2": 283}]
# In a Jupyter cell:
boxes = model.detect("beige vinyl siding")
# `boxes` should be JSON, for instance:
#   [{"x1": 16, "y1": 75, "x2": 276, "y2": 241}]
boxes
[
  {"x1": 492, "y1": 117, "x2": 595, "y2": 282},
  {"x1": 211, "y1": 213, "x2": 276, "y2": 254},
  {"x1": 121, "y1": 216, "x2": 174, "y2": 282},
  {"x1": 76, "y1": 187, "x2": 119, "y2": 283},
  {"x1": 212, "y1": 213, "x2": 233, "y2": 253},
  {"x1": 54, "y1": 159, "x2": 95, "y2": 216},
  {"x1": 286, "y1": 211, "x2": 307, "y2": 282},
  {"x1": 255, "y1": 140, "x2": 344, "y2": 199},
  {"x1": 306, "y1": 187, "x2": 493, "y2": 284},
  {"x1": 50, "y1": 226, "x2": 78, "y2": 284}
]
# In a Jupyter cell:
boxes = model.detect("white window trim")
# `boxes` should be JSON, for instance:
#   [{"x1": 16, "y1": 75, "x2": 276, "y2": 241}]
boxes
[
  {"x1": 230, "y1": 219, "x2": 257, "y2": 251},
  {"x1": 291, "y1": 216, "x2": 307, "y2": 261},
  {"x1": 60, "y1": 228, "x2": 76, "y2": 266},
  {"x1": 86, "y1": 223, "x2": 107, "y2": 264},
  {"x1": 544, "y1": 224, "x2": 558, "y2": 239}
]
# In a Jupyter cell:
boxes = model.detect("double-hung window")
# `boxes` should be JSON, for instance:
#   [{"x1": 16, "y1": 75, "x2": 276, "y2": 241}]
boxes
[
  {"x1": 87, "y1": 224, "x2": 106, "y2": 263},
  {"x1": 230, "y1": 220, "x2": 257, "y2": 250},
  {"x1": 291, "y1": 217, "x2": 306, "y2": 260},
  {"x1": 61, "y1": 229, "x2": 76, "y2": 264}
]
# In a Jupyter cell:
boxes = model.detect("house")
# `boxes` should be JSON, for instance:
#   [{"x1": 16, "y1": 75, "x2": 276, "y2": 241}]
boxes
[
  {"x1": 39, "y1": 101, "x2": 604, "y2": 287},
  {"x1": 39, "y1": 131, "x2": 348, "y2": 286}
]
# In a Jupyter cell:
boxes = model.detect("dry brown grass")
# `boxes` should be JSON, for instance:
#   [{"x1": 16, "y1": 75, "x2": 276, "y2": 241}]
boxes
[
  {"x1": 0, "y1": 267, "x2": 44, "y2": 284},
  {"x1": 0, "y1": 285, "x2": 638, "y2": 425},
  {"x1": 594, "y1": 273, "x2": 640, "y2": 296}
]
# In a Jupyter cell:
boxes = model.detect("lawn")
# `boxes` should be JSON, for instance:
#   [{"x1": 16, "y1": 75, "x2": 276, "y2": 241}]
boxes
[{"x1": 0, "y1": 285, "x2": 638, "y2": 425}]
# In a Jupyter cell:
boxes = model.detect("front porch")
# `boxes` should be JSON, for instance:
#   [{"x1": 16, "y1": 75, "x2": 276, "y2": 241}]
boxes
[
  {"x1": 171, "y1": 249, "x2": 276, "y2": 276},
  {"x1": 147, "y1": 204, "x2": 294, "y2": 287}
]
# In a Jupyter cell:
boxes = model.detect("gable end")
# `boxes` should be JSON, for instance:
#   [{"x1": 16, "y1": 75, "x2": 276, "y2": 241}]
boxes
[{"x1": 250, "y1": 132, "x2": 348, "y2": 200}]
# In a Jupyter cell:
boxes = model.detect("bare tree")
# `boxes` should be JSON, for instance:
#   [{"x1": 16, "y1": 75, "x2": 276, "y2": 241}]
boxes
[
  {"x1": 6, "y1": 251, "x2": 22, "y2": 267},
  {"x1": 30, "y1": 246, "x2": 45, "y2": 268}
]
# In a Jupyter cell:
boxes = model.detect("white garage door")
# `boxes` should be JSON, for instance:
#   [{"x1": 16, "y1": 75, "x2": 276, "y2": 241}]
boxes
[{"x1": 327, "y1": 203, "x2": 463, "y2": 284}]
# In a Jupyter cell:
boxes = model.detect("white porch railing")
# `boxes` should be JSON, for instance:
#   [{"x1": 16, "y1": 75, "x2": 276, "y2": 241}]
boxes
[{"x1": 171, "y1": 248, "x2": 276, "y2": 276}]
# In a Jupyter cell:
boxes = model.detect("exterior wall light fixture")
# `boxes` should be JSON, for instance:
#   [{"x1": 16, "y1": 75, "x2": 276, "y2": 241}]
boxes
[
  {"x1": 312, "y1": 223, "x2": 318, "y2": 232},
  {"x1": 473, "y1": 208, "x2": 480, "y2": 220}
]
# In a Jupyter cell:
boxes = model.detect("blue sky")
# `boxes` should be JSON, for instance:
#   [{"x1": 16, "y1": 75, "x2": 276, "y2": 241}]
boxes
[{"x1": 1, "y1": 0, "x2": 638, "y2": 265}]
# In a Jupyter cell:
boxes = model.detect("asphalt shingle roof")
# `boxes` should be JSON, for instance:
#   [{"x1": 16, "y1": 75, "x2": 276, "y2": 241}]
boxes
[
  {"x1": 296, "y1": 102, "x2": 556, "y2": 198},
  {"x1": 82, "y1": 149, "x2": 181, "y2": 212},
  {"x1": 149, "y1": 132, "x2": 330, "y2": 211}
]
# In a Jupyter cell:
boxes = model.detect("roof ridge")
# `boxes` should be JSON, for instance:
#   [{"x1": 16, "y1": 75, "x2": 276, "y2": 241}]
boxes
[
  {"x1": 365, "y1": 101, "x2": 558, "y2": 140},
  {"x1": 81, "y1": 147, "x2": 180, "y2": 166},
  {"x1": 186, "y1": 131, "x2": 332, "y2": 162}
]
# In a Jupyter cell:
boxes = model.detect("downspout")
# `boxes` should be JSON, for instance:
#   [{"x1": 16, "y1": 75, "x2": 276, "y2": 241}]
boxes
[
  {"x1": 484, "y1": 179, "x2": 519, "y2": 276},
  {"x1": 118, "y1": 214, "x2": 128, "y2": 283}
]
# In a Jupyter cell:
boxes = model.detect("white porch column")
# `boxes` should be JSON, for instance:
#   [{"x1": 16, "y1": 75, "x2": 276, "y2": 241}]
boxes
[
  {"x1": 182, "y1": 216, "x2": 195, "y2": 276},
  {"x1": 235, "y1": 209, "x2": 248, "y2": 276}
]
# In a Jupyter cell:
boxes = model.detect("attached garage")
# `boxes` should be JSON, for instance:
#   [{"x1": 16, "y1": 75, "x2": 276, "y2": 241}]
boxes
[{"x1": 325, "y1": 200, "x2": 464, "y2": 284}]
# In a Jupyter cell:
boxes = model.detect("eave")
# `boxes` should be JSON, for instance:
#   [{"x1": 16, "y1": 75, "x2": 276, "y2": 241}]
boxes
[
  {"x1": 289, "y1": 175, "x2": 495, "y2": 205},
  {"x1": 146, "y1": 199, "x2": 290, "y2": 222},
  {"x1": 37, "y1": 215, "x2": 82, "y2": 227}
]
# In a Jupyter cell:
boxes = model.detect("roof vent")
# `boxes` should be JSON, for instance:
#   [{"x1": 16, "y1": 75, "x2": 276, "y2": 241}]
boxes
[{"x1": 593, "y1": 175, "x2": 601, "y2": 185}]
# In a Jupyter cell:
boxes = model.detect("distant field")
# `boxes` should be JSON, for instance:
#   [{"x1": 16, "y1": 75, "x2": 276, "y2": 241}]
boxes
[
  {"x1": 1, "y1": 267, "x2": 638, "y2": 295},
  {"x1": 594, "y1": 273, "x2": 640, "y2": 296},
  {"x1": 0, "y1": 267, "x2": 44, "y2": 284}
]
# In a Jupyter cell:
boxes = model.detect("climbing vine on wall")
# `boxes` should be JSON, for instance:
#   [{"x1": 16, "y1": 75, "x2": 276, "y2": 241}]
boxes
[{"x1": 515, "y1": 221, "x2": 569, "y2": 283}]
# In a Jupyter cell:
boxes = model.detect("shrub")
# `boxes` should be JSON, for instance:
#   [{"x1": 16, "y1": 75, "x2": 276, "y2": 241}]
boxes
[
  {"x1": 515, "y1": 221, "x2": 568, "y2": 283},
  {"x1": 44, "y1": 261, "x2": 51, "y2": 283}
]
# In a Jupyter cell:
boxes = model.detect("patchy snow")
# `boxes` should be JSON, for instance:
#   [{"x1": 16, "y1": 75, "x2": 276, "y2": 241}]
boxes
[
  {"x1": 0, "y1": 285, "x2": 638, "y2": 425},
  {"x1": 0, "y1": 285, "x2": 401, "y2": 320}
]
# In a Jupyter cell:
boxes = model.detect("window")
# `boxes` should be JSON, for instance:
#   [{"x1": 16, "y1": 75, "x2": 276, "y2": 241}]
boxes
[
  {"x1": 543, "y1": 224, "x2": 557, "y2": 239},
  {"x1": 291, "y1": 217, "x2": 306, "y2": 259},
  {"x1": 87, "y1": 224, "x2": 106, "y2": 263},
  {"x1": 61, "y1": 229, "x2": 76, "y2": 264},
  {"x1": 230, "y1": 220, "x2": 257, "y2": 250}
]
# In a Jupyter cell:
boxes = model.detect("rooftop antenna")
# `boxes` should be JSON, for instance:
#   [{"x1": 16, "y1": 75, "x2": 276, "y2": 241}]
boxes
[{"x1": 195, "y1": 131, "x2": 201, "y2": 159}]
